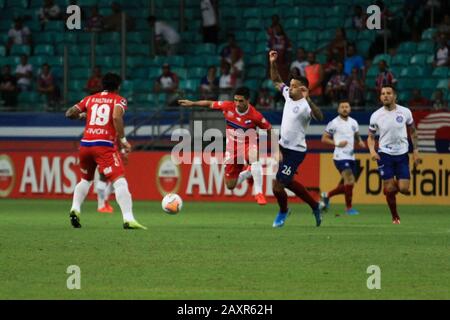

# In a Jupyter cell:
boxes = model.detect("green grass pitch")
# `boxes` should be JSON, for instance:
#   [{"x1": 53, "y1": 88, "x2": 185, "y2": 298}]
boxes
[{"x1": 0, "y1": 199, "x2": 449, "y2": 299}]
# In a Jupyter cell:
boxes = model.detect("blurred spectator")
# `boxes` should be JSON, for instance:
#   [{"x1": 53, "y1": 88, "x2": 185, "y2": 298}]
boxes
[
  {"x1": 229, "y1": 48, "x2": 244, "y2": 87},
  {"x1": 38, "y1": 0, "x2": 62, "y2": 30},
  {"x1": 326, "y1": 28, "x2": 347, "y2": 61},
  {"x1": 267, "y1": 15, "x2": 281, "y2": 38},
  {"x1": 347, "y1": 67, "x2": 365, "y2": 106},
  {"x1": 220, "y1": 34, "x2": 243, "y2": 64},
  {"x1": 368, "y1": 1, "x2": 395, "y2": 58},
  {"x1": 85, "y1": 66, "x2": 102, "y2": 94},
  {"x1": 408, "y1": 89, "x2": 431, "y2": 109},
  {"x1": 325, "y1": 62, "x2": 348, "y2": 106},
  {"x1": 86, "y1": 5, "x2": 103, "y2": 32},
  {"x1": 147, "y1": 16, "x2": 180, "y2": 56},
  {"x1": 290, "y1": 48, "x2": 309, "y2": 77},
  {"x1": 15, "y1": 54, "x2": 33, "y2": 92},
  {"x1": 267, "y1": 24, "x2": 292, "y2": 82},
  {"x1": 322, "y1": 51, "x2": 339, "y2": 88},
  {"x1": 200, "y1": 0, "x2": 219, "y2": 44},
  {"x1": 154, "y1": 63, "x2": 180, "y2": 106},
  {"x1": 218, "y1": 62, "x2": 236, "y2": 101},
  {"x1": 437, "y1": 14, "x2": 450, "y2": 37},
  {"x1": 256, "y1": 87, "x2": 274, "y2": 109},
  {"x1": 37, "y1": 64, "x2": 60, "y2": 109},
  {"x1": 431, "y1": 89, "x2": 448, "y2": 110},
  {"x1": 433, "y1": 33, "x2": 449, "y2": 67},
  {"x1": 0, "y1": 65, "x2": 18, "y2": 108},
  {"x1": 352, "y1": 5, "x2": 367, "y2": 31},
  {"x1": 7, "y1": 17, "x2": 32, "y2": 56},
  {"x1": 103, "y1": 2, "x2": 135, "y2": 32},
  {"x1": 375, "y1": 60, "x2": 397, "y2": 94},
  {"x1": 404, "y1": 0, "x2": 424, "y2": 41},
  {"x1": 200, "y1": 66, "x2": 219, "y2": 100},
  {"x1": 344, "y1": 44, "x2": 364, "y2": 75},
  {"x1": 304, "y1": 52, "x2": 324, "y2": 102}
]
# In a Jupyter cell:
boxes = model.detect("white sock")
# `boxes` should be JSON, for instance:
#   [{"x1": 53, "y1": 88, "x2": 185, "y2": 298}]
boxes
[
  {"x1": 236, "y1": 168, "x2": 252, "y2": 186},
  {"x1": 105, "y1": 183, "x2": 114, "y2": 200},
  {"x1": 251, "y1": 161, "x2": 263, "y2": 194},
  {"x1": 113, "y1": 178, "x2": 135, "y2": 222},
  {"x1": 96, "y1": 180, "x2": 107, "y2": 209},
  {"x1": 71, "y1": 179, "x2": 92, "y2": 213}
]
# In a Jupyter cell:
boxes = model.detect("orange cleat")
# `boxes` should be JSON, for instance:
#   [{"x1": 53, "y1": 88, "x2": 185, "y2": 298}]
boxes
[
  {"x1": 255, "y1": 193, "x2": 267, "y2": 205},
  {"x1": 98, "y1": 201, "x2": 114, "y2": 214}
]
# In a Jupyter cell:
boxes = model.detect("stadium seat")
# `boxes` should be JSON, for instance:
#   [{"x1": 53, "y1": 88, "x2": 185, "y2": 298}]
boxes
[
  {"x1": 195, "y1": 44, "x2": 217, "y2": 56},
  {"x1": 243, "y1": 8, "x2": 262, "y2": 19},
  {"x1": 410, "y1": 54, "x2": 431, "y2": 65},
  {"x1": 0, "y1": 45, "x2": 5, "y2": 57},
  {"x1": 298, "y1": 30, "x2": 316, "y2": 42},
  {"x1": 172, "y1": 68, "x2": 188, "y2": 80},
  {"x1": 397, "y1": 91, "x2": 411, "y2": 103},
  {"x1": 254, "y1": 43, "x2": 267, "y2": 54},
  {"x1": 356, "y1": 40, "x2": 371, "y2": 57},
  {"x1": 148, "y1": 68, "x2": 161, "y2": 79},
  {"x1": 96, "y1": 45, "x2": 121, "y2": 56},
  {"x1": 305, "y1": 18, "x2": 323, "y2": 29},
  {"x1": 421, "y1": 28, "x2": 437, "y2": 40},
  {"x1": 397, "y1": 42, "x2": 417, "y2": 54},
  {"x1": 245, "y1": 19, "x2": 263, "y2": 30},
  {"x1": 45, "y1": 21, "x2": 64, "y2": 32},
  {"x1": 18, "y1": 92, "x2": 41, "y2": 104},
  {"x1": 436, "y1": 79, "x2": 448, "y2": 90},
  {"x1": 284, "y1": 18, "x2": 303, "y2": 30},
  {"x1": 70, "y1": 68, "x2": 90, "y2": 80},
  {"x1": 34, "y1": 45, "x2": 55, "y2": 56},
  {"x1": 243, "y1": 79, "x2": 261, "y2": 91},
  {"x1": 400, "y1": 66, "x2": 426, "y2": 78},
  {"x1": 391, "y1": 54, "x2": 411, "y2": 66},
  {"x1": 325, "y1": 18, "x2": 343, "y2": 29},
  {"x1": 11, "y1": 45, "x2": 31, "y2": 56},
  {"x1": 180, "y1": 79, "x2": 200, "y2": 92},
  {"x1": 432, "y1": 67, "x2": 449, "y2": 78},
  {"x1": 128, "y1": 44, "x2": 150, "y2": 56},
  {"x1": 69, "y1": 80, "x2": 85, "y2": 92},
  {"x1": 247, "y1": 54, "x2": 266, "y2": 67},
  {"x1": 188, "y1": 67, "x2": 206, "y2": 79},
  {"x1": 417, "y1": 41, "x2": 434, "y2": 54},
  {"x1": 373, "y1": 54, "x2": 392, "y2": 65},
  {"x1": 98, "y1": 32, "x2": 121, "y2": 44},
  {"x1": 70, "y1": 56, "x2": 90, "y2": 67}
]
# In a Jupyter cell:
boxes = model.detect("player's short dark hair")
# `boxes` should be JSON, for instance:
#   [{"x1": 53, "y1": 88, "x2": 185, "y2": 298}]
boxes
[
  {"x1": 338, "y1": 99, "x2": 350, "y2": 106},
  {"x1": 234, "y1": 87, "x2": 250, "y2": 100},
  {"x1": 381, "y1": 84, "x2": 396, "y2": 93},
  {"x1": 290, "y1": 75, "x2": 309, "y2": 88},
  {"x1": 102, "y1": 73, "x2": 122, "y2": 91}
]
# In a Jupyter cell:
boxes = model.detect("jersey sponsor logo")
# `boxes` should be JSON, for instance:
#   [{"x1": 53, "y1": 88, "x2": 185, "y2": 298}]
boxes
[
  {"x1": 103, "y1": 167, "x2": 112, "y2": 175},
  {"x1": 245, "y1": 120, "x2": 252, "y2": 125}
]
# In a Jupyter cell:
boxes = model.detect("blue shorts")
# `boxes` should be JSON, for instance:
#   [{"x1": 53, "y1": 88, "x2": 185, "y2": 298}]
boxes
[
  {"x1": 276, "y1": 146, "x2": 306, "y2": 185},
  {"x1": 377, "y1": 152, "x2": 410, "y2": 180},
  {"x1": 334, "y1": 160, "x2": 356, "y2": 175}
]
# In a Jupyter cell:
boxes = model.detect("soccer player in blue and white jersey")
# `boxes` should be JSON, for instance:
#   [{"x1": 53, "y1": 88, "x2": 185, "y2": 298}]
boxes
[
  {"x1": 321, "y1": 100, "x2": 366, "y2": 216},
  {"x1": 269, "y1": 50, "x2": 325, "y2": 228},
  {"x1": 367, "y1": 85, "x2": 421, "y2": 224}
]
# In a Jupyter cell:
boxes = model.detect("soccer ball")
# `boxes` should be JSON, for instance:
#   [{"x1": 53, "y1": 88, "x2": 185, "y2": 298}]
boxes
[{"x1": 161, "y1": 193, "x2": 183, "y2": 214}]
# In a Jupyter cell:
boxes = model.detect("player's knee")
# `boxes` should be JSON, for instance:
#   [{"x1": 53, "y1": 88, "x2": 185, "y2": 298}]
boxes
[
  {"x1": 399, "y1": 186, "x2": 410, "y2": 194},
  {"x1": 273, "y1": 180, "x2": 285, "y2": 193}
]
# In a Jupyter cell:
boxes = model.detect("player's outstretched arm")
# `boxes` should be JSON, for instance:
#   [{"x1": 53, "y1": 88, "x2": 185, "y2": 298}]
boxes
[
  {"x1": 367, "y1": 132, "x2": 380, "y2": 161},
  {"x1": 178, "y1": 100, "x2": 214, "y2": 108},
  {"x1": 299, "y1": 86, "x2": 324, "y2": 121},
  {"x1": 269, "y1": 50, "x2": 284, "y2": 91}
]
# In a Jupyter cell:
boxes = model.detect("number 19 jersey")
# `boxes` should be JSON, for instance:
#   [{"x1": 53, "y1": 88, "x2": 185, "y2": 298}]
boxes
[{"x1": 75, "y1": 90, "x2": 128, "y2": 146}]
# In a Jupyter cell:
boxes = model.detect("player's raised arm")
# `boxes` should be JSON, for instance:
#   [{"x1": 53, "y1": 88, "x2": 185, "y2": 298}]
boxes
[
  {"x1": 269, "y1": 50, "x2": 285, "y2": 91},
  {"x1": 178, "y1": 99, "x2": 214, "y2": 108},
  {"x1": 113, "y1": 104, "x2": 131, "y2": 153}
]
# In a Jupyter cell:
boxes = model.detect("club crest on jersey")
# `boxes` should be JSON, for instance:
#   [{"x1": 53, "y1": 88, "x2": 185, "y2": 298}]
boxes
[
  {"x1": 245, "y1": 120, "x2": 252, "y2": 125},
  {"x1": 227, "y1": 111, "x2": 234, "y2": 117},
  {"x1": 293, "y1": 106, "x2": 300, "y2": 114},
  {"x1": 396, "y1": 115, "x2": 404, "y2": 123},
  {"x1": 352, "y1": 125, "x2": 357, "y2": 131},
  {"x1": 120, "y1": 99, "x2": 127, "y2": 106}
]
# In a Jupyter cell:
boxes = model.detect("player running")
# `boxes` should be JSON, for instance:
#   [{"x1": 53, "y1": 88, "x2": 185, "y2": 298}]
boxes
[
  {"x1": 367, "y1": 85, "x2": 421, "y2": 224},
  {"x1": 65, "y1": 73, "x2": 146, "y2": 230},
  {"x1": 320, "y1": 100, "x2": 366, "y2": 216},
  {"x1": 269, "y1": 50, "x2": 325, "y2": 228},
  {"x1": 178, "y1": 87, "x2": 271, "y2": 205}
]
